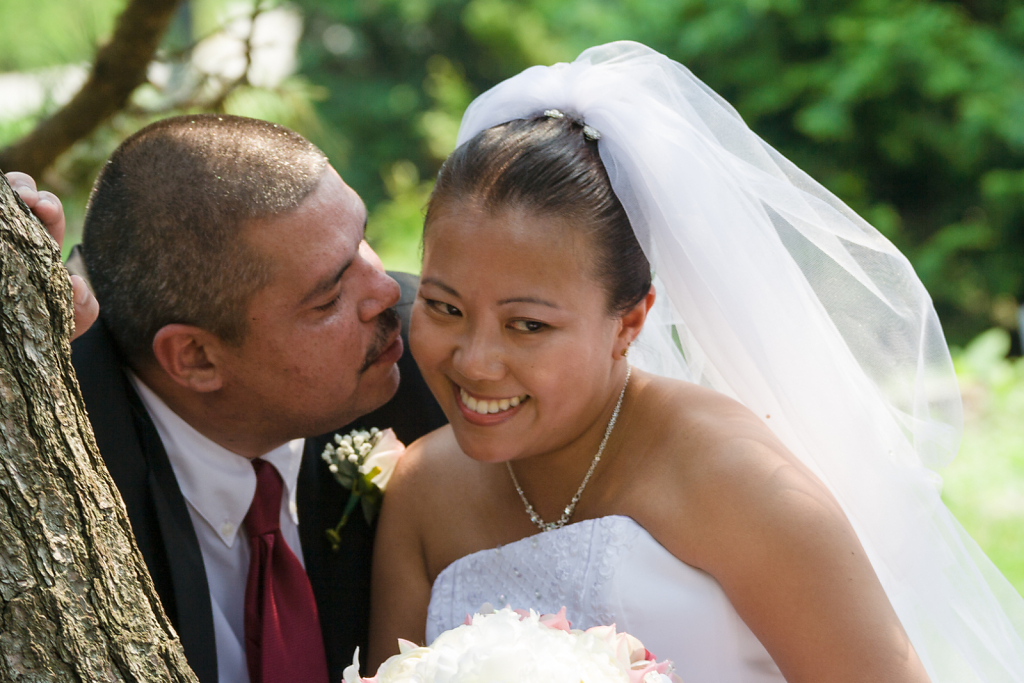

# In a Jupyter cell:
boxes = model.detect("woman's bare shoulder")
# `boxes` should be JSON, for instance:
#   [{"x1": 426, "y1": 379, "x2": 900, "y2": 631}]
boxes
[
  {"x1": 389, "y1": 426, "x2": 507, "y2": 535},
  {"x1": 388, "y1": 426, "x2": 478, "y2": 510},
  {"x1": 630, "y1": 375, "x2": 924, "y2": 682},
  {"x1": 647, "y1": 374, "x2": 773, "y2": 433},
  {"x1": 633, "y1": 374, "x2": 791, "y2": 476},
  {"x1": 628, "y1": 374, "x2": 841, "y2": 562}
]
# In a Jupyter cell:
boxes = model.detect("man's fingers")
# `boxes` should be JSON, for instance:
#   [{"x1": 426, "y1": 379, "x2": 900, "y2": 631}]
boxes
[
  {"x1": 6, "y1": 171, "x2": 38, "y2": 192},
  {"x1": 34, "y1": 191, "x2": 66, "y2": 246},
  {"x1": 6, "y1": 171, "x2": 39, "y2": 205},
  {"x1": 6, "y1": 173, "x2": 92, "y2": 338},
  {"x1": 4, "y1": 172, "x2": 67, "y2": 248},
  {"x1": 70, "y1": 275, "x2": 99, "y2": 341}
]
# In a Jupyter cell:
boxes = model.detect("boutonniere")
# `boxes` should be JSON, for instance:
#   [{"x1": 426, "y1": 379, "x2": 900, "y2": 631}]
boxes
[{"x1": 322, "y1": 427, "x2": 405, "y2": 551}]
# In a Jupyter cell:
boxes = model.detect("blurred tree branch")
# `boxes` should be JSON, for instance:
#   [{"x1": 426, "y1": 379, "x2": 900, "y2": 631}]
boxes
[{"x1": 0, "y1": 0, "x2": 184, "y2": 178}]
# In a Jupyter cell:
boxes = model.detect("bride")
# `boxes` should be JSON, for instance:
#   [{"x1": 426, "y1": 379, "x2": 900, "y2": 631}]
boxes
[{"x1": 367, "y1": 42, "x2": 1024, "y2": 682}]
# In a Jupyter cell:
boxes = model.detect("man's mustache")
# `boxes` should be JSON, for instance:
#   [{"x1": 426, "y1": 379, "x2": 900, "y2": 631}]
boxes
[{"x1": 360, "y1": 307, "x2": 401, "y2": 372}]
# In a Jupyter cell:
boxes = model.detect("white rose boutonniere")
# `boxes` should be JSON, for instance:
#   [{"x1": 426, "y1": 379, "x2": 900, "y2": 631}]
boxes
[{"x1": 322, "y1": 427, "x2": 405, "y2": 551}]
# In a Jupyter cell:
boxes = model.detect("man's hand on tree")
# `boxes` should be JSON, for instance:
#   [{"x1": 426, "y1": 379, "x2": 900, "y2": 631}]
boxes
[{"x1": 6, "y1": 172, "x2": 99, "y2": 341}]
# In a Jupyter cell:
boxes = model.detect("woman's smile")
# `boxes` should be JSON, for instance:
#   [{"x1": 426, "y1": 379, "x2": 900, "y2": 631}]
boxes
[
  {"x1": 452, "y1": 382, "x2": 530, "y2": 426},
  {"x1": 457, "y1": 385, "x2": 529, "y2": 415}
]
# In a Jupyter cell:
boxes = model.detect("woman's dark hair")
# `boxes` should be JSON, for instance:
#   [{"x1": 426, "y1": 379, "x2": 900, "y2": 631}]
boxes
[{"x1": 426, "y1": 115, "x2": 652, "y2": 315}]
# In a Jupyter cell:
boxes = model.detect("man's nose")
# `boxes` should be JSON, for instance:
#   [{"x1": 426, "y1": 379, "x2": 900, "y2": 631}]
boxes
[
  {"x1": 357, "y1": 243, "x2": 401, "y2": 321},
  {"x1": 359, "y1": 239, "x2": 386, "y2": 275}
]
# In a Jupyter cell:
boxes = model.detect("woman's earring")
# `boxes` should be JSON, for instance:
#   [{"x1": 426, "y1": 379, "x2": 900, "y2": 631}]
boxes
[{"x1": 621, "y1": 343, "x2": 631, "y2": 358}]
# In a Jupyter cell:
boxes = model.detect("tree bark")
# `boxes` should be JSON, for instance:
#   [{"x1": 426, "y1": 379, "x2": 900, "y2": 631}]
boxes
[
  {"x1": 0, "y1": 172, "x2": 196, "y2": 682},
  {"x1": 0, "y1": 0, "x2": 184, "y2": 178}
]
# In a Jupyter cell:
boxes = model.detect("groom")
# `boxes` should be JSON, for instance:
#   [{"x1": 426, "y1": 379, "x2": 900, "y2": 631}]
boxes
[{"x1": 12, "y1": 115, "x2": 445, "y2": 683}]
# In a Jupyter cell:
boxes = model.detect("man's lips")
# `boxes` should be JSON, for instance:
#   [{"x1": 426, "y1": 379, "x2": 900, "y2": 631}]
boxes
[
  {"x1": 360, "y1": 307, "x2": 402, "y2": 372},
  {"x1": 366, "y1": 330, "x2": 403, "y2": 369}
]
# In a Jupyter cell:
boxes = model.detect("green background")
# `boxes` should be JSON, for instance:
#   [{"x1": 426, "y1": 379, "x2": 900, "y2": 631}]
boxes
[{"x1": 0, "y1": 0, "x2": 1021, "y2": 593}]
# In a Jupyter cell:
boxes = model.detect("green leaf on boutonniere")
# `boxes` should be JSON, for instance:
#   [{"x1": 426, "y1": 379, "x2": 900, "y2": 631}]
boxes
[{"x1": 321, "y1": 427, "x2": 405, "y2": 551}]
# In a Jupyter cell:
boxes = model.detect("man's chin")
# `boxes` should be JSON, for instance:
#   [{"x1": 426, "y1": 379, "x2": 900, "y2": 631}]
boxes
[
  {"x1": 370, "y1": 359, "x2": 401, "y2": 407},
  {"x1": 320, "y1": 362, "x2": 401, "y2": 434}
]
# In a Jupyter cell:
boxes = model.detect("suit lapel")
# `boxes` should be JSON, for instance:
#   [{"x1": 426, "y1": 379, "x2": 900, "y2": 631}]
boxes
[
  {"x1": 298, "y1": 435, "x2": 375, "y2": 681},
  {"x1": 73, "y1": 322, "x2": 218, "y2": 683},
  {"x1": 126, "y1": 391, "x2": 219, "y2": 683}
]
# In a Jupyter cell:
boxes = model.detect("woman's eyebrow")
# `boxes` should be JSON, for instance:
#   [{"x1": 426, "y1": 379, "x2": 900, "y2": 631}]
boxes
[
  {"x1": 421, "y1": 278, "x2": 559, "y2": 308},
  {"x1": 420, "y1": 277, "x2": 460, "y2": 298},
  {"x1": 497, "y1": 296, "x2": 559, "y2": 308}
]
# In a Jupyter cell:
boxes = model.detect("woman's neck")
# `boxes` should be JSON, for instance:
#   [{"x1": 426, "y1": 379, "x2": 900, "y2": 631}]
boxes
[{"x1": 502, "y1": 369, "x2": 641, "y2": 525}]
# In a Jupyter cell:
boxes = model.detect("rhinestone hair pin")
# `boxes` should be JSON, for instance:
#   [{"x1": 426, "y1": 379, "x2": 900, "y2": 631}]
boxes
[{"x1": 543, "y1": 109, "x2": 601, "y2": 141}]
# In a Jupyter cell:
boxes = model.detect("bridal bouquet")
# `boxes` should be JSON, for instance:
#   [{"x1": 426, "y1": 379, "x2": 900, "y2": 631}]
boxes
[{"x1": 345, "y1": 606, "x2": 681, "y2": 683}]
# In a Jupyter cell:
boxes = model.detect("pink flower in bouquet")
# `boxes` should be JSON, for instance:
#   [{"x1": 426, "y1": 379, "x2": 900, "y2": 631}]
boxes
[{"x1": 538, "y1": 606, "x2": 573, "y2": 632}]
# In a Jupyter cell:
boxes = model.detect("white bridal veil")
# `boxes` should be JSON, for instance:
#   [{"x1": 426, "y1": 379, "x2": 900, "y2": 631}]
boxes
[{"x1": 456, "y1": 41, "x2": 1024, "y2": 682}]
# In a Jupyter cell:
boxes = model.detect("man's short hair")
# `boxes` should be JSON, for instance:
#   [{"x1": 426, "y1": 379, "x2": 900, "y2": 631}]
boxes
[{"x1": 82, "y1": 114, "x2": 329, "y2": 361}]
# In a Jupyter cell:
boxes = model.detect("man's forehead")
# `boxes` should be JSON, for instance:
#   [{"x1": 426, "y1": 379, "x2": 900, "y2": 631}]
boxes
[
  {"x1": 322, "y1": 166, "x2": 368, "y2": 227},
  {"x1": 240, "y1": 183, "x2": 362, "y2": 289}
]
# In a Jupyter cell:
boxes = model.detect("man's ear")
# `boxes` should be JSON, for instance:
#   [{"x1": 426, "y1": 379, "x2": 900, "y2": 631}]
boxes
[
  {"x1": 614, "y1": 285, "x2": 656, "y2": 359},
  {"x1": 151, "y1": 324, "x2": 225, "y2": 393}
]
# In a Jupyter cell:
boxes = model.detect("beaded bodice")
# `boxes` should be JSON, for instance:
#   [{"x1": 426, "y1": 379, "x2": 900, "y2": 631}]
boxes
[{"x1": 426, "y1": 515, "x2": 785, "y2": 683}]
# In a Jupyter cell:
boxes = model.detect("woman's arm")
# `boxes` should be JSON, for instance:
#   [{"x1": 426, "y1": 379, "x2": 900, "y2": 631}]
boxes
[
  {"x1": 663, "y1": 429, "x2": 930, "y2": 683},
  {"x1": 367, "y1": 440, "x2": 433, "y2": 669}
]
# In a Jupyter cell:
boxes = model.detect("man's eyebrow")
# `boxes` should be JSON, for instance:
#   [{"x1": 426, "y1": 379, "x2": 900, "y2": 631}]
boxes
[
  {"x1": 300, "y1": 257, "x2": 354, "y2": 306},
  {"x1": 419, "y1": 277, "x2": 460, "y2": 298},
  {"x1": 300, "y1": 217, "x2": 368, "y2": 307}
]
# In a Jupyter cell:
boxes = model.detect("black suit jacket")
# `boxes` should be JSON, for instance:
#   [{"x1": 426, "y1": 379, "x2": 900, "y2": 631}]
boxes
[{"x1": 71, "y1": 272, "x2": 445, "y2": 683}]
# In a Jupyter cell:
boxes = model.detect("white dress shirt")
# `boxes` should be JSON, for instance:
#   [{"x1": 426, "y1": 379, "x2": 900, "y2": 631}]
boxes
[{"x1": 130, "y1": 374, "x2": 306, "y2": 683}]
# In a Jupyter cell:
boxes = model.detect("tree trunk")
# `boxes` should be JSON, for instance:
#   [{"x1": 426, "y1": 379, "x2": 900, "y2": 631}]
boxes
[{"x1": 0, "y1": 172, "x2": 197, "y2": 682}]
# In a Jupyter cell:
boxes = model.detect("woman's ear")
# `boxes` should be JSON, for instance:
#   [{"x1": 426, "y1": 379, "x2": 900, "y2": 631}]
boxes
[
  {"x1": 151, "y1": 324, "x2": 225, "y2": 393},
  {"x1": 614, "y1": 285, "x2": 656, "y2": 358}
]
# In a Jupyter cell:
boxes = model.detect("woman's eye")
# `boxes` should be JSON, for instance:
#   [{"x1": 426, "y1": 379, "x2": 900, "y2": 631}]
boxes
[
  {"x1": 509, "y1": 319, "x2": 546, "y2": 333},
  {"x1": 427, "y1": 299, "x2": 462, "y2": 317}
]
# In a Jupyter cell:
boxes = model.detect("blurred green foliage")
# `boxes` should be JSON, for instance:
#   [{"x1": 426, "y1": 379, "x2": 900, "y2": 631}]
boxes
[
  {"x1": 0, "y1": 0, "x2": 328, "y2": 255},
  {"x1": 294, "y1": 0, "x2": 1024, "y2": 343},
  {"x1": 3, "y1": 0, "x2": 1022, "y2": 341},
  {"x1": 0, "y1": 0, "x2": 122, "y2": 70},
  {"x1": 945, "y1": 329, "x2": 1024, "y2": 593},
  {"x1": 0, "y1": 0, "x2": 1020, "y2": 595}
]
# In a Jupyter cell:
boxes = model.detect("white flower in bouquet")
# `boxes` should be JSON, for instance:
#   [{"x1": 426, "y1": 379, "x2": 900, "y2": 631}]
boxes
[{"x1": 345, "y1": 606, "x2": 680, "y2": 683}]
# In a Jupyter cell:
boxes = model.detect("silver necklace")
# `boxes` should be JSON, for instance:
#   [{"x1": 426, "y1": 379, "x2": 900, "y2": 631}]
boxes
[{"x1": 507, "y1": 366, "x2": 632, "y2": 532}]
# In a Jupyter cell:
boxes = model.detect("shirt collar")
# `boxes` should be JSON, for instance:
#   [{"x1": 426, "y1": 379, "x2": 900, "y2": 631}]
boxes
[{"x1": 129, "y1": 372, "x2": 305, "y2": 548}]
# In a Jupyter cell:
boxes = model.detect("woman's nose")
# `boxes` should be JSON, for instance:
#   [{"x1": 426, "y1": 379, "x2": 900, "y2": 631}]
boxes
[{"x1": 453, "y1": 328, "x2": 506, "y2": 382}]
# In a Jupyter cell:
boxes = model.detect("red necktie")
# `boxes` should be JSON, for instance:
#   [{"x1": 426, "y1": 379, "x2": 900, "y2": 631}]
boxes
[{"x1": 243, "y1": 459, "x2": 329, "y2": 683}]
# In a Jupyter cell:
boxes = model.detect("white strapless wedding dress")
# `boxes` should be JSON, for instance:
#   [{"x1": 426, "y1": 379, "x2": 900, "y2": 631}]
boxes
[{"x1": 427, "y1": 515, "x2": 785, "y2": 683}]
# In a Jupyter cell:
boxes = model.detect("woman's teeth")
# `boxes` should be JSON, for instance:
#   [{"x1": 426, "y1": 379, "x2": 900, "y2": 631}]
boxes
[{"x1": 459, "y1": 387, "x2": 528, "y2": 415}]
